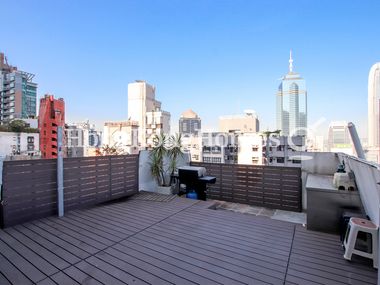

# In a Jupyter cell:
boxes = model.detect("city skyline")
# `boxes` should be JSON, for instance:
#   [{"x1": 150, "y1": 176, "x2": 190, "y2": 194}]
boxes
[{"x1": 2, "y1": 1, "x2": 379, "y2": 139}]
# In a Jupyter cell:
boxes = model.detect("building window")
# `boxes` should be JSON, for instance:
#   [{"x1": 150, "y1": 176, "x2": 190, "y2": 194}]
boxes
[
  {"x1": 27, "y1": 136, "x2": 34, "y2": 143},
  {"x1": 211, "y1": 146, "x2": 221, "y2": 153},
  {"x1": 277, "y1": 157, "x2": 285, "y2": 163},
  {"x1": 292, "y1": 159, "x2": 301, "y2": 164},
  {"x1": 212, "y1": 157, "x2": 221, "y2": 163},
  {"x1": 203, "y1": 146, "x2": 211, "y2": 153},
  {"x1": 203, "y1": 157, "x2": 211, "y2": 163}
]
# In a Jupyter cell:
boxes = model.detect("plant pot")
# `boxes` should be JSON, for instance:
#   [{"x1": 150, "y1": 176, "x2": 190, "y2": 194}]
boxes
[{"x1": 156, "y1": 185, "x2": 173, "y2": 195}]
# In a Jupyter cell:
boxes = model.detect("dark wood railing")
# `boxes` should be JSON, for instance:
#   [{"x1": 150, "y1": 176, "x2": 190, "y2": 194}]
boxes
[
  {"x1": 1, "y1": 154, "x2": 139, "y2": 228},
  {"x1": 191, "y1": 162, "x2": 302, "y2": 212}
]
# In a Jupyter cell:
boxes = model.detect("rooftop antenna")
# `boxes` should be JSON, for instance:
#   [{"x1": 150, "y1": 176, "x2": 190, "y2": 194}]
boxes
[{"x1": 289, "y1": 49, "x2": 293, "y2": 73}]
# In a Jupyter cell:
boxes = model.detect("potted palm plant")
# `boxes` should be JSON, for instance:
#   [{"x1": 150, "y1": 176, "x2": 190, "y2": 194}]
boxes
[{"x1": 150, "y1": 133, "x2": 184, "y2": 194}]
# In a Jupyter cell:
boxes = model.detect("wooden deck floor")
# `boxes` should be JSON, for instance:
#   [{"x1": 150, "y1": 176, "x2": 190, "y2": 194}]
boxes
[{"x1": 0, "y1": 196, "x2": 377, "y2": 285}]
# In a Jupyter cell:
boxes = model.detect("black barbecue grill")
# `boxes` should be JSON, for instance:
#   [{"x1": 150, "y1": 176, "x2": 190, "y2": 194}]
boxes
[{"x1": 178, "y1": 166, "x2": 216, "y2": 200}]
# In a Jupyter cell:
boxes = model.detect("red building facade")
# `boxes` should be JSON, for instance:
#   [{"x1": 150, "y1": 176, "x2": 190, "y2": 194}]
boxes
[{"x1": 38, "y1": 95, "x2": 65, "y2": 159}]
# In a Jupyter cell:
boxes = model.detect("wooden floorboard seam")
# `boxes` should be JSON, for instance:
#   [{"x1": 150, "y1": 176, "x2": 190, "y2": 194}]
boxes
[{"x1": 283, "y1": 224, "x2": 297, "y2": 285}]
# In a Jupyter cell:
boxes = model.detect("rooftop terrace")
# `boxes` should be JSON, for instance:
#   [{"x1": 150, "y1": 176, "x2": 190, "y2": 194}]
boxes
[{"x1": 0, "y1": 194, "x2": 376, "y2": 285}]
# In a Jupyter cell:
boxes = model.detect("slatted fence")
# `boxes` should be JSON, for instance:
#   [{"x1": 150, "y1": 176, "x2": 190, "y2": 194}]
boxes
[
  {"x1": 191, "y1": 162, "x2": 302, "y2": 212},
  {"x1": 0, "y1": 154, "x2": 139, "y2": 227}
]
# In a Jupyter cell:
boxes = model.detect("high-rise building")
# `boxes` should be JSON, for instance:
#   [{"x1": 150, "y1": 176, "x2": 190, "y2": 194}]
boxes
[
  {"x1": 66, "y1": 121, "x2": 102, "y2": 157},
  {"x1": 276, "y1": 51, "x2": 307, "y2": 137},
  {"x1": 219, "y1": 110, "x2": 259, "y2": 133},
  {"x1": 179, "y1": 109, "x2": 201, "y2": 135},
  {"x1": 38, "y1": 95, "x2": 65, "y2": 159},
  {"x1": 367, "y1": 63, "x2": 380, "y2": 163},
  {"x1": 127, "y1": 80, "x2": 170, "y2": 149},
  {"x1": 0, "y1": 52, "x2": 37, "y2": 124},
  {"x1": 327, "y1": 121, "x2": 353, "y2": 155}
]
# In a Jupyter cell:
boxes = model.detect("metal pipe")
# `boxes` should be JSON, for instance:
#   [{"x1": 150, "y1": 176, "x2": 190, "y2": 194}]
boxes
[
  {"x1": 57, "y1": 126, "x2": 64, "y2": 217},
  {"x1": 347, "y1": 122, "x2": 366, "y2": 160}
]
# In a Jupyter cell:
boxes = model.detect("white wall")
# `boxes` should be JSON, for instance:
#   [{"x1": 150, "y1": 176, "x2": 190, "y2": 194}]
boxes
[{"x1": 138, "y1": 150, "x2": 190, "y2": 192}]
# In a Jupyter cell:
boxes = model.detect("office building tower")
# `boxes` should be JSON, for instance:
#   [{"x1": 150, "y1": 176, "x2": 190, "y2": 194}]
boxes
[
  {"x1": 38, "y1": 95, "x2": 65, "y2": 159},
  {"x1": 179, "y1": 109, "x2": 201, "y2": 135},
  {"x1": 127, "y1": 80, "x2": 170, "y2": 149},
  {"x1": 0, "y1": 52, "x2": 37, "y2": 124},
  {"x1": 276, "y1": 51, "x2": 307, "y2": 137},
  {"x1": 219, "y1": 110, "x2": 259, "y2": 133},
  {"x1": 367, "y1": 63, "x2": 380, "y2": 163}
]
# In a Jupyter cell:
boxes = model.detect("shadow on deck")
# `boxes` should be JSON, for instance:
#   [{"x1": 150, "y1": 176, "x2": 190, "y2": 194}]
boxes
[{"x1": 0, "y1": 195, "x2": 377, "y2": 285}]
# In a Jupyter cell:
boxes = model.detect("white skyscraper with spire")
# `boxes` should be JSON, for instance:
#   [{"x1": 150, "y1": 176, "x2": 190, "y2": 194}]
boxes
[
  {"x1": 276, "y1": 51, "x2": 307, "y2": 137},
  {"x1": 367, "y1": 62, "x2": 380, "y2": 163}
]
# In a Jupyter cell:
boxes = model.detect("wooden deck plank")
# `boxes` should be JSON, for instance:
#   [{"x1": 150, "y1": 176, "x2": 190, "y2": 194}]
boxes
[
  {"x1": 0, "y1": 197, "x2": 377, "y2": 285},
  {"x1": 5, "y1": 227, "x2": 70, "y2": 270},
  {"x1": 285, "y1": 225, "x2": 377, "y2": 285},
  {"x1": 0, "y1": 253, "x2": 32, "y2": 285},
  {"x1": 0, "y1": 272, "x2": 11, "y2": 285},
  {"x1": 92, "y1": 203, "x2": 173, "y2": 224},
  {"x1": 85, "y1": 256, "x2": 150, "y2": 285},
  {"x1": 45, "y1": 216, "x2": 121, "y2": 244},
  {"x1": 43, "y1": 217, "x2": 114, "y2": 247},
  {"x1": 152, "y1": 218, "x2": 291, "y2": 261},
  {"x1": 144, "y1": 226, "x2": 288, "y2": 269},
  {"x1": 36, "y1": 277, "x2": 57, "y2": 285},
  {"x1": 67, "y1": 211, "x2": 130, "y2": 238},
  {"x1": 119, "y1": 239, "x2": 262, "y2": 285},
  {"x1": 50, "y1": 271, "x2": 80, "y2": 285},
  {"x1": 0, "y1": 229, "x2": 59, "y2": 276},
  {"x1": 128, "y1": 235, "x2": 274, "y2": 285},
  {"x1": 63, "y1": 266, "x2": 103, "y2": 285},
  {"x1": 0, "y1": 239, "x2": 46, "y2": 283},
  {"x1": 166, "y1": 213, "x2": 293, "y2": 250},
  {"x1": 34, "y1": 220, "x2": 104, "y2": 253},
  {"x1": 22, "y1": 223, "x2": 90, "y2": 260},
  {"x1": 95, "y1": 250, "x2": 182, "y2": 285},
  {"x1": 69, "y1": 209, "x2": 140, "y2": 234},
  {"x1": 109, "y1": 243, "x2": 225, "y2": 285},
  {"x1": 134, "y1": 230, "x2": 285, "y2": 284},
  {"x1": 74, "y1": 260, "x2": 128, "y2": 285}
]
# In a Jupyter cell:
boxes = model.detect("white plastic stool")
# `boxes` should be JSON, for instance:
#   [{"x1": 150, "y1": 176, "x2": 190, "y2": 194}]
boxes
[{"x1": 343, "y1": 217, "x2": 378, "y2": 268}]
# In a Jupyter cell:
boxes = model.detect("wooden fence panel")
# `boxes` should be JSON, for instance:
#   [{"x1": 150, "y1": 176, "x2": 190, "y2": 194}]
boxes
[
  {"x1": 1, "y1": 154, "x2": 139, "y2": 228},
  {"x1": 191, "y1": 162, "x2": 302, "y2": 212}
]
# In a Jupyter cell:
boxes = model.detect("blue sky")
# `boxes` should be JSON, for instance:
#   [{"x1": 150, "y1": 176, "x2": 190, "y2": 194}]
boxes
[{"x1": 2, "y1": 0, "x2": 379, "y2": 138}]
